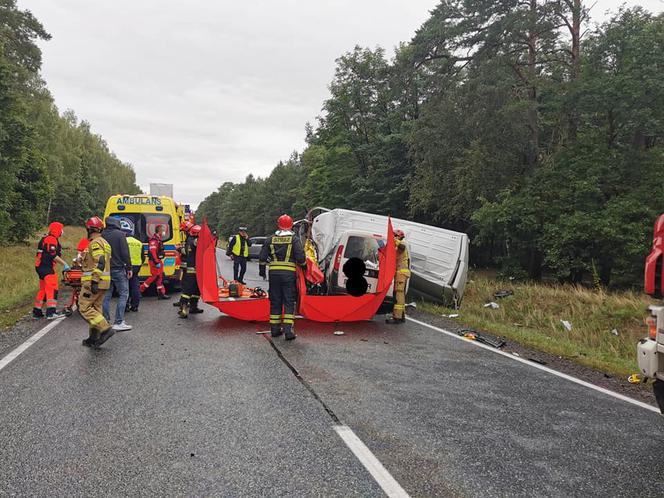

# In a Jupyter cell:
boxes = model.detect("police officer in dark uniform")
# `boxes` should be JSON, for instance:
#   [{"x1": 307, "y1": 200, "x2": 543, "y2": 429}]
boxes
[
  {"x1": 177, "y1": 224, "x2": 204, "y2": 318},
  {"x1": 259, "y1": 214, "x2": 306, "y2": 340}
]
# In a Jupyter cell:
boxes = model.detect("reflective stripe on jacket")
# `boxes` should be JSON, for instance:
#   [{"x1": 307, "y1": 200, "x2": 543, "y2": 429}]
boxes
[{"x1": 259, "y1": 232, "x2": 306, "y2": 272}]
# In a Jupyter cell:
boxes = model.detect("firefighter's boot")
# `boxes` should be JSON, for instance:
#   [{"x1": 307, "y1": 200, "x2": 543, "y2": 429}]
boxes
[
  {"x1": 32, "y1": 308, "x2": 44, "y2": 319},
  {"x1": 189, "y1": 298, "x2": 204, "y2": 314},
  {"x1": 271, "y1": 324, "x2": 283, "y2": 338},
  {"x1": 178, "y1": 301, "x2": 189, "y2": 319},
  {"x1": 284, "y1": 324, "x2": 296, "y2": 341},
  {"x1": 95, "y1": 327, "x2": 115, "y2": 347},
  {"x1": 82, "y1": 328, "x2": 101, "y2": 348}
]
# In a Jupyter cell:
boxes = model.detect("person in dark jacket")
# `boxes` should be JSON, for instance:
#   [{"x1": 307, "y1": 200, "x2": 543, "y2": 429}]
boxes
[
  {"x1": 101, "y1": 217, "x2": 133, "y2": 331},
  {"x1": 259, "y1": 215, "x2": 306, "y2": 340},
  {"x1": 226, "y1": 226, "x2": 251, "y2": 284}
]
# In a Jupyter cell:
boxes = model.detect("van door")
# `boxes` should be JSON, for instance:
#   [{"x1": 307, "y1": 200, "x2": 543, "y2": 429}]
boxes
[{"x1": 328, "y1": 234, "x2": 380, "y2": 295}]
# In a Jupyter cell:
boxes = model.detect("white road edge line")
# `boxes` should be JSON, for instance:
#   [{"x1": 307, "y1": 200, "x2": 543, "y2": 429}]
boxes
[
  {"x1": 334, "y1": 425, "x2": 410, "y2": 498},
  {"x1": 0, "y1": 317, "x2": 65, "y2": 373},
  {"x1": 407, "y1": 316, "x2": 660, "y2": 414}
]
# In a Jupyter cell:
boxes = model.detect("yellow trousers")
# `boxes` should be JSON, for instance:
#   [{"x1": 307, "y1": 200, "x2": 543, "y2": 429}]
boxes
[
  {"x1": 79, "y1": 283, "x2": 110, "y2": 332},
  {"x1": 392, "y1": 273, "x2": 408, "y2": 319}
]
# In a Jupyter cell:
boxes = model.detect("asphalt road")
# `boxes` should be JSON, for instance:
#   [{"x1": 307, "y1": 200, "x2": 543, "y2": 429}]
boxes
[{"x1": 0, "y1": 256, "x2": 663, "y2": 497}]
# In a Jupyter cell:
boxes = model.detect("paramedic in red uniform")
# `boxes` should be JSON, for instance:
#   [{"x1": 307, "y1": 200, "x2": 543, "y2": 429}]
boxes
[
  {"x1": 140, "y1": 224, "x2": 170, "y2": 299},
  {"x1": 33, "y1": 221, "x2": 70, "y2": 319}
]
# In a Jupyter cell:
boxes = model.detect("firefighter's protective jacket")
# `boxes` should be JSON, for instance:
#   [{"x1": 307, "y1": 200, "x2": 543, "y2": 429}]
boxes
[
  {"x1": 184, "y1": 235, "x2": 198, "y2": 274},
  {"x1": 259, "y1": 231, "x2": 306, "y2": 272},
  {"x1": 81, "y1": 237, "x2": 112, "y2": 290},
  {"x1": 395, "y1": 239, "x2": 411, "y2": 278}
]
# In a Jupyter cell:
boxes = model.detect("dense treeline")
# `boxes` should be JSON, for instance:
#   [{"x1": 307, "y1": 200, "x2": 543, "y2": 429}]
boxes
[
  {"x1": 0, "y1": 0, "x2": 140, "y2": 243},
  {"x1": 199, "y1": 2, "x2": 664, "y2": 287}
]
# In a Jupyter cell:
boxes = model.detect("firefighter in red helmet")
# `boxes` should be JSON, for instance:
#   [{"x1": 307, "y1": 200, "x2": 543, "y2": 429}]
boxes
[
  {"x1": 33, "y1": 221, "x2": 70, "y2": 319},
  {"x1": 259, "y1": 214, "x2": 306, "y2": 340},
  {"x1": 79, "y1": 216, "x2": 115, "y2": 348},
  {"x1": 177, "y1": 224, "x2": 204, "y2": 318}
]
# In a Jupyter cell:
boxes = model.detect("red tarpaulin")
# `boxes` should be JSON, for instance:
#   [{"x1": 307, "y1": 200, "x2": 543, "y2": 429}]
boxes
[
  {"x1": 197, "y1": 218, "x2": 397, "y2": 323},
  {"x1": 297, "y1": 218, "x2": 396, "y2": 322},
  {"x1": 198, "y1": 220, "x2": 271, "y2": 321}
]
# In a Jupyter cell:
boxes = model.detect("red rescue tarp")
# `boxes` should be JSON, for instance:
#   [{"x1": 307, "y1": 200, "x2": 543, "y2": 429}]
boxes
[
  {"x1": 197, "y1": 218, "x2": 396, "y2": 323},
  {"x1": 297, "y1": 218, "x2": 396, "y2": 322},
  {"x1": 198, "y1": 220, "x2": 271, "y2": 321}
]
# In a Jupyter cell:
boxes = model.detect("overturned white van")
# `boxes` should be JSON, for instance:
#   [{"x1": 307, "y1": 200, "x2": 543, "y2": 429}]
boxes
[{"x1": 303, "y1": 208, "x2": 469, "y2": 308}]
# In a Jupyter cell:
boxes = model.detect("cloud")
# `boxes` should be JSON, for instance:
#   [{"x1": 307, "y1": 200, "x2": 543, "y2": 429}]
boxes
[{"x1": 20, "y1": 0, "x2": 664, "y2": 206}]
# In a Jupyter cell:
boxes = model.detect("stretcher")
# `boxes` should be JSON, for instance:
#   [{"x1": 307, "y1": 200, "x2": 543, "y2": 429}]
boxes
[{"x1": 62, "y1": 267, "x2": 83, "y2": 317}]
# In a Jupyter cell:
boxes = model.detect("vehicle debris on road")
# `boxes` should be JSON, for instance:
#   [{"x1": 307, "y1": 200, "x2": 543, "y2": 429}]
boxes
[
  {"x1": 457, "y1": 328, "x2": 505, "y2": 348},
  {"x1": 494, "y1": 290, "x2": 514, "y2": 299},
  {"x1": 561, "y1": 320, "x2": 573, "y2": 332},
  {"x1": 483, "y1": 302, "x2": 500, "y2": 309}
]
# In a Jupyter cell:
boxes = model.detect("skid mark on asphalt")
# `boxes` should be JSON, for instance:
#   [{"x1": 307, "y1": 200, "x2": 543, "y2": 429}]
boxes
[
  {"x1": 265, "y1": 336, "x2": 410, "y2": 498},
  {"x1": 0, "y1": 317, "x2": 65, "y2": 373},
  {"x1": 407, "y1": 316, "x2": 660, "y2": 414}
]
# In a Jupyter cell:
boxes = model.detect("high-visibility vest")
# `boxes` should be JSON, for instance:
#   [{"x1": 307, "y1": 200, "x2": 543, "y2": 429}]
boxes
[
  {"x1": 231, "y1": 235, "x2": 249, "y2": 257},
  {"x1": 126, "y1": 236, "x2": 144, "y2": 266}
]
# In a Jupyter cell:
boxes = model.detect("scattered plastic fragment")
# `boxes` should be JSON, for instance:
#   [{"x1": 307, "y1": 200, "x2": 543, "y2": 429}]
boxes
[
  {"x1": 494, "y1": 290, "x2": 514, "y2": 299},
  {"x1": 457, "y1": 328, "x2": 505, "y2": 348},
  {"x1": 448, "y1": 314, "x2": 459, "y2": 318},
  {"x1": 611, "y1": 329, "x2": 619, "y2": 336},
  {"x1": 512, "y1": 352, "x2": 520, "y2": 357},
  {"x1": 628, "y1": 373, "x2": 642, "y2": 384},
  {"x1": 333, "y1": 331, "x2": 345, "y2": 336},
  {"x1": 406, "y1": 302, "x2": 417, "y2": 309},
  {"x1": 561, "y1": 320, "x2": 573, "y2": 332},
  {"x1": 360, "y1": 338, "x2": 368, "y2": 342},
  {"x1": 484, "y1": 302, "x2": 500, "y2": 309},
  {"x1": 528, "y1": 358, "x2": 547, "y2": 365},
  {"x1": 256, "y1": 330, "x2": 271, "y2": 334}
]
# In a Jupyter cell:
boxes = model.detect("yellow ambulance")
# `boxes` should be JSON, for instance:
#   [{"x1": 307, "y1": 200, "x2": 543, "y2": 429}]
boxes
[{"x1": 103, "y1": 195, "x2": 182, "y2": 286}]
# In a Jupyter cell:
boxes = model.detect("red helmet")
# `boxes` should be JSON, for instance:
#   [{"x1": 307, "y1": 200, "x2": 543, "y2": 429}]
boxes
[
  {"x1": 394, "y1": 229, "x2": 405, "y2": 240},
  {"x1": 277, "y1": 214, "x2": 293, "y2": 230},
  {"x1": 85, "y1": 216, "x2": 104, "y2": 231},
  {"x1": 180, "y1": 221, "x2": 193, "y2": 233},
  {"x1": 189, "y1": 225, "x2": 202, "y2": 237}
]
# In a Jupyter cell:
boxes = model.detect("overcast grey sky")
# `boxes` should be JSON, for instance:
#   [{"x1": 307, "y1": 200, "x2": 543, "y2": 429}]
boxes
[{"x1": 19, "y1": 0, "x2": 664, "y2": 207}]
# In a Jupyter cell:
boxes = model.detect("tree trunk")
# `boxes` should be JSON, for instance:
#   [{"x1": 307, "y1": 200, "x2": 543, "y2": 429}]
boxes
[
  {"x1": 567, "y1": 0, "x2": 582, "y2": 140},
  {"x1": 526, "y1": 0, "x2": 539, "y2": 170}
]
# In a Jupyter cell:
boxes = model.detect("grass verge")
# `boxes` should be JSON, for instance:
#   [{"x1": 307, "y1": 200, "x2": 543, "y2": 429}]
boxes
[
  {"x1": 0, "y1": 226, "x2": 86, "y2": 329},
  {"x1": 420, "y1": 272, "x2": 656, "y2": 378}
]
